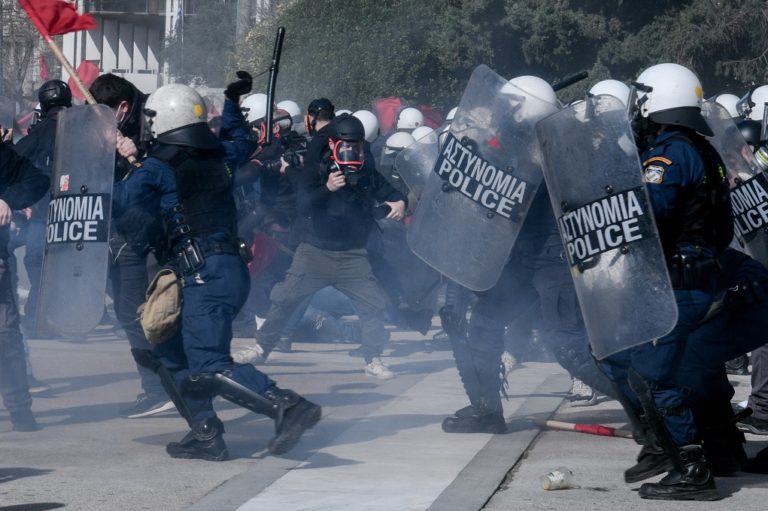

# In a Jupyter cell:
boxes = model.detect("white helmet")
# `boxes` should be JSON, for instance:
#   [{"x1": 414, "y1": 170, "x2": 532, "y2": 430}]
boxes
[
  {"x1": 277, "y1": 100, "x2": 300, "y2": 119},
  {"x1": 353, "y1": 109, "x2": 379, "y2": 143},
  {"x1": 383, "y1": 131, "x2": 415, "y2": 155},
  {"x1": 144, "y1": 83, "x2": 208, "y2": 139},
  {"x1": 241, "y1": 93, "x2": 268, "y2": 123},
  {"x1": 336, "y1": 109, "x2": 352, "y2": 116},
  {"x1": 635, "y1": 63, "x2": 711, "y2": 135},
  {"x1": 589, "y1": 79, "x2": 631, "y2": 107},
  {"x1": 446, "y1": 106, "x2": 458, "y2": 122},
  {"x1": 711, "y1": 93, "x2": 740, "y2": 118},
  {"x1": 411, "y1": 125, "x2": 435, "y2": 143},
  {"x1": 396, "y1": 107, "x2": 423, "y2": 131},
  {"x1": 502, "y1": 75, "x2": 559, "y2": 121},
  {"x1": 743, "y1": 85, "x2": 768, "y2": 121}
]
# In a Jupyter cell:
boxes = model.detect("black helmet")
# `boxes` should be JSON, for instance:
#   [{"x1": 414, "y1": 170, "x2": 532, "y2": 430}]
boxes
[
  {"x1": 38, "y1": 80, "x2": 72, "y2": 113},
  {"x1": 737, "y1": 119, "x2": 762, "y2": 148},
  {"x1": 307, "y1": 97, "x2": 335, "y2": 117},
  {"x1": 328, "y1": 113, "x2": 365, "y2": 141}
]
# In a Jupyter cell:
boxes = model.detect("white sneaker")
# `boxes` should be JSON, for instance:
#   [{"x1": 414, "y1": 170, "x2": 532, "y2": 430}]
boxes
[
  {"x1": 501, "y1": 351, "x2": 517, "y2": 378},
  {"x1": 569, "y1": 377, "x2": 599, "y2": 406},
  {"x1": 232, "y1": 343, "x2": 266, "y2": 365},
  {"x1": 365, "y1": 357, "x2": 395, "y2": 380}
]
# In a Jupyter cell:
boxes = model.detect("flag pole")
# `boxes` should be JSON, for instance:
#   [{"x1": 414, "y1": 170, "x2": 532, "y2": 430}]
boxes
[{"x1": 41, "y1": 34, "x2": 96, "y2": 105}]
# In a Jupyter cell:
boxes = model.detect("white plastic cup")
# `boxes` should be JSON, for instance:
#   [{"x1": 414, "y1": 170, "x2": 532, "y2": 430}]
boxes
[{"x1": 540, "y1": 467, "x2": 575, "y2": 490}]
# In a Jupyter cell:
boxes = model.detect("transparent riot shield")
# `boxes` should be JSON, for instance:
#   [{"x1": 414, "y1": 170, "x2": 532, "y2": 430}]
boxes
[
  {"x1": 395, "y1": 132, "x2": 439, "y2": 202},
  {"x1": 536, "y1": 94, "x2": 678, "y2": 359},
  {"x1": 702, "y1": 101, "x2": 768, "y2": 266},
  {"x1": 37, "y1": 104, "x2": 116, "y2": 336},
  {"x1": 406, "y1": 65, "x2": 557, "y2": 291},
  {"x1": 379, "y1": 145, "x2": 409, "y2": 195}
]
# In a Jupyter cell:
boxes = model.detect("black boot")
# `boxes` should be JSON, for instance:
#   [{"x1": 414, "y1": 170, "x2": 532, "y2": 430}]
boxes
[
  {"x1": 264, "y1": 387, "x2": 322, "y2": 455},
  {"x1": 10, "y1": 409, "x2": 39, "y2": 432},
  {"x1": 725, "y1": 354, "x2": 749, "y2": 375},
  {"x1": 441, "y1": 410, "x2": 506, "y2": 434},
  {"x1": 166, "y1": 417, "x2": 228, "y2": 461},
  {"x1": 625, "y1": 444, "x2": 674, "y2": 483},
  {"x1": 638, "y1": 445, "x2": 720, "y2": 501}
]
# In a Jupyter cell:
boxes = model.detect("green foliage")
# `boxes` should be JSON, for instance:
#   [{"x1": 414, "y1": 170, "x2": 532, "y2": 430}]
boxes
[{"x1": 233, "y1": 0, "x2": 768, "y2": 111}]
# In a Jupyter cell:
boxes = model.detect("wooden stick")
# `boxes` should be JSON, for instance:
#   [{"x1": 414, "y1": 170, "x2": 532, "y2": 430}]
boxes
[
  {"x1": 42, "y1": 34, "x2": 96, "y2": 105},
  {"x1": 42, "y1": 34, "x2": 140, "y2": 167},
  {"x1": 545, "y1": 419, "x2": 634, "y2": 439}
]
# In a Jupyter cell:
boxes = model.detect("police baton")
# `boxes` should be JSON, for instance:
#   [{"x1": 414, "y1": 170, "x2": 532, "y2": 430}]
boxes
[
  {"x1": 265, "y1": 27, "x2": 286, "y2": 146},
  {"x1": 551, "y1": 71, "x2": 589, "y2": 92}
]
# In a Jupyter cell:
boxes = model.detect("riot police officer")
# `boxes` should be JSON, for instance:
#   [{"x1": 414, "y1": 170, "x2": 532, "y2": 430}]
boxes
[
  {"x1": 14, "y1": 80, "x2": 70, "y2": 339},
  {"x1": 116, "y1": 79, "x2": 320, "y2": 460},
  {"x1": 601, "y1": 63, "x2": 733, "y2": 501}
]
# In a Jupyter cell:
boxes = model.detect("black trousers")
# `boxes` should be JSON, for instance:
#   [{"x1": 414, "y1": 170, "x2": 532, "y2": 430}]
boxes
[{"x1": 0, "y1": 254, "x2": 31, "y2": 414}]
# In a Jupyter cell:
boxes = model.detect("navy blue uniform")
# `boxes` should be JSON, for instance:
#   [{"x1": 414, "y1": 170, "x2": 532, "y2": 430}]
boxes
[
  {"x1": 602, "y1": 129, "x2": 732, "y2": 446},
  {"x1": 113, "y1": 98, "x2": 269, "y2": 423}
]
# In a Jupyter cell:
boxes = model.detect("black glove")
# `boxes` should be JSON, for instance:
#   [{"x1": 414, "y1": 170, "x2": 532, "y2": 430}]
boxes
[{"x1": 225, "y1": 71, "x2": 253, "y2": 102}]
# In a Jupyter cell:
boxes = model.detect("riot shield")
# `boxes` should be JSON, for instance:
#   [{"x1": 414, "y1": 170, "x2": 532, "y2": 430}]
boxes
[
  {"x1": 37, "y1": 104, "x2": 116, "y2": 336},
  {"x1": 395, "y1": 131, "x2": 439, "y2": 202},
  {"x1": 702, "y1": 101, "x2": 768, "y2": 266},
  {"x1": 536, "y1": 94, "x2": 678, "y2": 359},
  {"x1": 0, "y1": 96, "x2": 14, "y2": 132},
  {"x1": 378, "y1": 145, "x2": 409, "y2": 196},
  {"x1": 406, "y1": 65, "x2": 557, "y2": 291}
]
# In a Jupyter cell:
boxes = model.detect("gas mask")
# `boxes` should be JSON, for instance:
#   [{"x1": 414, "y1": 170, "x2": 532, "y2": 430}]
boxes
[{"x1": 329, "y1": 139, "x2": 365, "y2": 185}]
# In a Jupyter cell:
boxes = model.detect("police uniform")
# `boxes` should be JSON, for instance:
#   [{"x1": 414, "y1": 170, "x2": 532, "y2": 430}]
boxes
[
  {"x1": 600, "y1": 127, "x2": 733, "y2": 497},
  {"x1": 118, "y1": 82, "x2": 320, "y2": 460}
]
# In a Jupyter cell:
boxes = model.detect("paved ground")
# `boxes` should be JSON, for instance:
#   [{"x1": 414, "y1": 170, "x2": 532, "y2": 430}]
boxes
[{"x1": 1, "y1": 321, "x2": 766, "y2": 510}]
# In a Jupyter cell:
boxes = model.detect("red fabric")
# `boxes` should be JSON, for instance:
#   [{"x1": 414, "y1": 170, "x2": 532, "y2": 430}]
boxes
[
  {"x1": 418, "y1": 104, "x2": 444, "y2": 129},
  {"x1": 38, "y1": 54, "x2": 49, "y2": 80},
  {"x1": 248, "y1": 232, "x2": 279, "y2": 277},
  {"x1": 19, "y1": 0, "x2": 97, "y2": 38},
  {"x1": 68, "y1": 60, "x2": 100, "y2": 101},
  {"x1": 574, "y1": 423, "x2": 616, "y2": 437},
  {"x1": 372, "y1": 97, "x2": 402, "y2": 136}
]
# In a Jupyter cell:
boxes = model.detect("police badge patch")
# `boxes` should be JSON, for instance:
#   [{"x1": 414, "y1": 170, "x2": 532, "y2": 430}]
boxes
[{"x1": 644, "y1": 165, "x2": 665, "y2": 184}]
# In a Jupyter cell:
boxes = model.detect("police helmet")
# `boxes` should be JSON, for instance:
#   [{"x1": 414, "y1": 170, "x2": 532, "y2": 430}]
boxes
[
  {"x1": 739, "y1": 85, "x2": 768, "y2": 122},
  {"x1": 712, "y1": 93, "x2": 740, "y2": 118},
  {"x1": 384, "y1": 131, "x2": 415, "y2": 154},
  {"x1": 635, "y1": 63, "x2": 712, "y2": 136},
  {"x1": 502, "y1": 75, "x2": 559, "y2": 120},
  {"x1": 411, "y1": 125, "x2": 435, "y2": 143},
  {"x1": 38, "y1": 79, "x2": 72, "y2": 113},
  {"x1": 277, "y1": 99, "x2": 301, "y2": 119},
  {"x1": 242, "y1": 93, "x2": 268, "y2": 123},
  {"x1": 353, "y1": 109, "x2": 379, "y2": 143},
  {"x1": 589, "y1": 79, "x2": 631, "y2": 107},
  {"x1": 336, "y1": 109, "x2": 352, "y2": 116},
  {"x1": 143, "y1": 83, "x2": 218, "y2": 149},
  {"x1": 397, "y1": 107, "x2": 423, "y2": 131}
]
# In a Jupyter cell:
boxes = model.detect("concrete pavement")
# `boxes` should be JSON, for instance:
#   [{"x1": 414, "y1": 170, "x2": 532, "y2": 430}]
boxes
[{"x1": 1, "y1": 324, "x2": 766, "y2": 510}]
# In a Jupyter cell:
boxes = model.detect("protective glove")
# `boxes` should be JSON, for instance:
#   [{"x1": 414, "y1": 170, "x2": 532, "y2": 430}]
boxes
[{"x1": 225, "y1": 71, "x2": 253, "y2": 102}]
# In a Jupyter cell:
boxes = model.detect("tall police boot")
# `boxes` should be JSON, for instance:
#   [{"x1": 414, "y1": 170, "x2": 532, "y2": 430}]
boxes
[
  {"x1": 625, "y1": 442, "x2": 675, "y2": 483},
  {"x1": 638, "y1": 445, "x2": 720, "y2": 501},
  {"x1": 442, "y1": 333, "x2": 505, "y2": 434},
  {"x1": 695, "y1": 398, "x2": 748, "y2": 475},
  {"x1": 263, "y1": 387, "x2": 322, "y2": 454},
  {"x1": 166, "y1": 417, "x2": 228, "y2": 461}
]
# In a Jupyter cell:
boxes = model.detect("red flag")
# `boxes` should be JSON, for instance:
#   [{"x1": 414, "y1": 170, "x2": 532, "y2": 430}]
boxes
[
  {"x1": 38, "y1": 54, "x2": 49, "y2": 80},
  {"x1": 372, "y1": 97, "x2": 403, "y2": 136},
  {"x1": 68, "y1": 60, "x2": 100, "y2": 101},
  {"x1": 18, "y1": 0, "x2": 97, "y2": 38}
]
